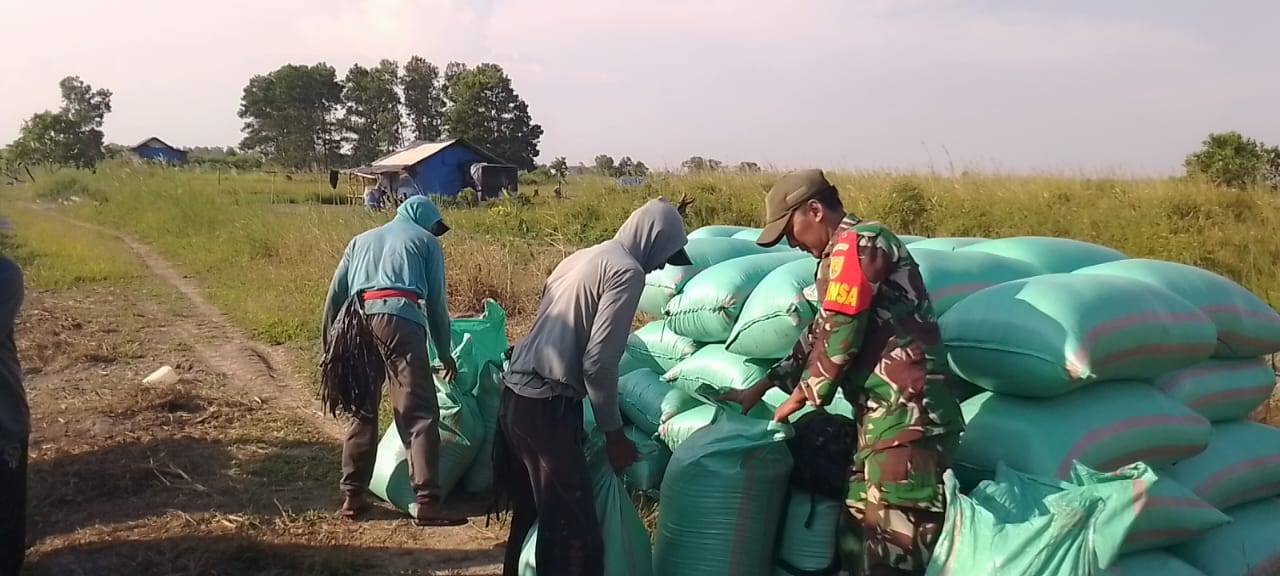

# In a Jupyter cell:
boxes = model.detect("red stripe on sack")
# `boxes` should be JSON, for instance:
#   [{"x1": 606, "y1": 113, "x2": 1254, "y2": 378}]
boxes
[
  {"x1": 1196, "y1": 454, "x2": 1280, "y2": 496},
  {"x1": 1155, "y1": 362, "x2": 1267, "y2": 392},
  {"x1": 1145, "y1": 495, "x2": 1220, "y2": 510},
  {"x1": 1057, "y1": 414, "x2": 1208, "y2": 478},
  {"x1": 1189, "y1": 385, "x2": 1277, "y2": 410},
  {"x1": 1245, "y1": 555, "x2": 1280, "y2": 576},
  {"x1": 1201, "y1": 304, "x2": 1280, "y2": 324},
  {"x1": 1214, "y1": 480, "x2": 1280, "y2": 510},
  {"x1": 1092, "y1": 343, "x2": 1216, "y2": 370},
  {"x1": 930, "y1": 282, "x2": 997, "y2": 301},
  {"x1": 1092, "y1": 445, "x2": 1208, "y2": 478},
  {"x1": 1128, "y1": 527, "x2": 1209, "y2": 546},
  {"x1": 1213, "y1": 329, "x2": 1280, "y2": 349}
]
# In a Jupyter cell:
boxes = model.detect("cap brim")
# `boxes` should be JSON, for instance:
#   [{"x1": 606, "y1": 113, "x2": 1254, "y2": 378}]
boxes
[
  {"x1": 666, "y1": 248, "x2": 692, "y2": 267},
  {"x1": 756, "y1": 215, "x2": 789, "y2": 248},
  {"x1": 435, "y1": 221, "x2": 451, "y2": 236}
]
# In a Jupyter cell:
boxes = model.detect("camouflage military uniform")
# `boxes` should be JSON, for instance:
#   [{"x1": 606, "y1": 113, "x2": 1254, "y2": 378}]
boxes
[{"x1": 767, "y1": 216, "x2": 964, "y2": 576}]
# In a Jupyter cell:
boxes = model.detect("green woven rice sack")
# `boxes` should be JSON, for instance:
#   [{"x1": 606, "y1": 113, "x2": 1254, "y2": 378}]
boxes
[
  {"x1": 664, "y1": 251, "x2": 810, "y2": 342},
  {"x1": 519, "y1": 431, "x2": 653, "y2": 576},
  {"x1": 658, "y1": 403, "x2": 774, "y2": 451},
  {"x1": 912, "y1": 247, "x2": 1045, "y2": 315},
  {"x1": 774, "y1": 489, "x2": 842, "y2": 576},
  {"x1": 654, "y1": 409, "x2": 794, "y2": 576},
  {"x1": 1166, "y1": 420, "x2": 1280, "y2": 510},
  {"x1": 1103, "y1": 552, "x2": 1206, "y2": 576},
  {"x1": 961, "y1": 236, "x2": 1127, "y2": 273},
  {"x1": 1069, "y1": 466, "x2": 1228, "y2": 554},
  {"x1": 1172, "y1": 498, "x2": 1280, "y2": 576},
  {"x1": 618, "y1": 368, "x2": 701, "y2": 435},
  {"x1": 687, "y1": 224, "x2": 752, "y2": 239},
  {"x1": 941, "y1": 273, "x2": 1218, "y2": 397},
  {"x1": 1151, "y1": 358, "x2": 1277, "y2": 422},
  {"x1": 1074, "y1": 258, "x2": 1280, "y2": 358},
  {"x1": 639, "y1": 237, "x2": 784, "y2": 316},
  {"x1": 956, "y1": 383, "x2": 1211, "y2": 483},
  {"x1": 763, "y1": 386, "x2": 855, "y2": 420},
  {"x1": 662, "y1": 344, "x2": 776, "y2": 404},
  {"x1": 908, "y1": 237, "x2": 988, "y2": 251},
  {"x1": 621, "y1": 425, "x2": 671, "y2": 494},
  {"x1": 730, "y1": 227, "x2": 795, "y2": 248},
  {"x1": 898, "y1": 234, "x2": 926, "y2": 244},
  {"x1": 626, "y1": 320, "x2": 702, "y2": 374},
  {"x1": 926, "y1": 462, "x2": 1148, "y2": 576},
  {"x1": 724, "y1": 258, "x2": 818, "y2": 358},
  {"x1": 370, "y1": 374, "x2": 483, "y2": 510}
]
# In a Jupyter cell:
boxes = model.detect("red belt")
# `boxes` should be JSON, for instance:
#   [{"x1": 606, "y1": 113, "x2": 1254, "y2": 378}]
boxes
[{"x1": 361, "y1": 289, "x2": 420, "y2": 302}]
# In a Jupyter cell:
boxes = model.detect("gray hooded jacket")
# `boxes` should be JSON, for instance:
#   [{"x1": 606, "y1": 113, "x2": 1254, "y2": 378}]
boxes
[{"x1": 505, "y1": 198, "x2": 688, "y2": 432}]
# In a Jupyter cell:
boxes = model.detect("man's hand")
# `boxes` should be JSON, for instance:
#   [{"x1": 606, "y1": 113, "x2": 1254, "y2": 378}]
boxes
[
  {"x1": 719, "y1": 378, "x2": 773, "y2": 415},
  {"x1": 772, "y1": 388, "x2": 808, "y2": 423},
  {"x1": 437, "y1": 355, "x2": 458, "y2": 382},
  {"x1": 604, "y1": 429, "x2": 638, "y2": 471}
]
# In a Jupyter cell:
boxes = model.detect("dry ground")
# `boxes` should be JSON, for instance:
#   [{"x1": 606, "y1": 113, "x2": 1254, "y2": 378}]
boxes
[{"x1": 15, "y1": 218, "x2": 508, "y2": 575}]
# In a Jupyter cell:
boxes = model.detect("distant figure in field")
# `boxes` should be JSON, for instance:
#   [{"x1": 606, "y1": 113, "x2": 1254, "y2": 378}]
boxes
[
  {"x1": 0, "y1": 253, "x2": 26, "y2": 573},
  {"x1": 363, "y1": 183, "x2": 384, "y2": 212},
  {"x1": 321, "y1": 195, "x2": 466, "y2": 527},
  {"x1": 397, "y1": 172, "x2": 423, "y2": 203}
]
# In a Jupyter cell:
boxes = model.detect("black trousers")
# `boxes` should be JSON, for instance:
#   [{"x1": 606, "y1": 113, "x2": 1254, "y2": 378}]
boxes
[
  {"x1": 496, "y1": 387, "x2": 602, "y2": 576},
  {"x1": 0, "y1": 439, "x2": 27, "y2": 575}
]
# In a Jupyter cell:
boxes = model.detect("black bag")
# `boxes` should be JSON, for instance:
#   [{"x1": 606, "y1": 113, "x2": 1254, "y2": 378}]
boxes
[
  {"x1": 787, "y1": 409, "x2": 857, "y2": 501},
  {"x1": 319, "y1": 295, "x2": 385, "y2": 418}
]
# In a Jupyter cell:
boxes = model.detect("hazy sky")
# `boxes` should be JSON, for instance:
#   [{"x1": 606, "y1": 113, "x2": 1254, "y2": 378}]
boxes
[{"x1": 3, "y1": 0, "x2": 1278, "y2": 174}]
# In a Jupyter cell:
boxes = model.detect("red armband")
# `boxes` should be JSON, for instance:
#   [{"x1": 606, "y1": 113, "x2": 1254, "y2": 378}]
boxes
[{"x1": 822, "y1": 235, "x2": 874, "y2": 315}]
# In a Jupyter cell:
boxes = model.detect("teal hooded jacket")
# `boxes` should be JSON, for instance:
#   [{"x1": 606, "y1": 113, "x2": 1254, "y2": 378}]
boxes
[{"x1": 322, "y1": 196, "x2": 451, "y2": 356}]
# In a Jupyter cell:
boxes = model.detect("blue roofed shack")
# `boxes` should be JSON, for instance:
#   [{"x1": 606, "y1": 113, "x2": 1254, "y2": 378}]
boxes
[
  {"x1": 344, "y1": 138, "x2": 519, "y2": 200},
  {"x1": 129, "y1": 137, "x2": 188, "y2": 164}
]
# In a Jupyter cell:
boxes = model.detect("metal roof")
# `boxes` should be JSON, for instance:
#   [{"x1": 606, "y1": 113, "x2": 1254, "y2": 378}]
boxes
[
  {"x1": 369, "y1": 138, "x2": 508, "y2": 168},
  {"x1": 129, "y1": 136, "x2": 183, "y2": 152}
]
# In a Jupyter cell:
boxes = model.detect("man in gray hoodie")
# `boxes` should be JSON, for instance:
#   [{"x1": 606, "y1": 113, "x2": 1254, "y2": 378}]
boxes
[{"x1": 497, "y1": 198, "x2": 690, "y2": 576}]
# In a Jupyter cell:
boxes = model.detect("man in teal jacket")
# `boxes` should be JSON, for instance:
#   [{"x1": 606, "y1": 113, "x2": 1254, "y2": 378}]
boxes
[{"x1": 322, "y1": 195, "x2": 464, "y2": 526}]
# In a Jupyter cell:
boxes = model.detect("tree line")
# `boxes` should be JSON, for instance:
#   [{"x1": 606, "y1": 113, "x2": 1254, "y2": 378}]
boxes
[{"x1": 237, "y1": 58, "x2": 543, "y2": 171}]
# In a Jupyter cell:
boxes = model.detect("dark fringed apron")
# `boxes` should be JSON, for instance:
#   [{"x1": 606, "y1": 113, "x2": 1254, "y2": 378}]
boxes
[
  {"x1": 319, "y1": 295, "x2": 386, "y2": 419},
  {"x1": 484, "y1": 345, "x2": 518, "y2": 528}
]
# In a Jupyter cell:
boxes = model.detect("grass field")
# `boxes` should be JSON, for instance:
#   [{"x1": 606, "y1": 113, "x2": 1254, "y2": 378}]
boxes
[
  {"x1": 3, "y1": 161, "x2": 1280, "y2": 572},
  {"x1": 13, "y1": 161, "x2": 1280, "y2": 350}
]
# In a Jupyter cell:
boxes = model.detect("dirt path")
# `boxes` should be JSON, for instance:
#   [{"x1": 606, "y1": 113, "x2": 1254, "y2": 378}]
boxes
[
  {"x1": 43, "y1": 210, "x2": 346, "y2": 440},
  {"x1": 19, "y1": 210, "x2": 508, "y2": 575}
]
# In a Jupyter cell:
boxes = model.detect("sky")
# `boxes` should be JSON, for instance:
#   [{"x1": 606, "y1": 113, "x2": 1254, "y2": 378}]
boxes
[{"x1": 2, "y1": 0, "x2": 1278, "y2": 175}]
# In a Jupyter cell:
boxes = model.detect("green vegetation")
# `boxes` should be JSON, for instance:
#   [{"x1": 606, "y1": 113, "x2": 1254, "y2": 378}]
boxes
[
  {"x1": 0, "y1": 202, "x2": 142, "y2": 290},
  {"x1": 8, "y1": 162, "x2": 1280, "y2": 351}
]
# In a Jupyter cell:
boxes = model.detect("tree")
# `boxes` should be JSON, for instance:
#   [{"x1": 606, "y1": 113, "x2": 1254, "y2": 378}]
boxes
[
  {"x1": 238, "y1": 63, "x2": 345, "y2": 170},
  {"x1": 549, "y1": 156, "x2": 568, "y2": 179},
  {"x1": 9, "y1": 76, "x2": 112, "y2": 169},
  {"x1": 615, "y1": 156, "x2": 648, "y2": 177},
  {"x1": 1184, "y1": 132, "x2": 1280, "y2": 189},
  {"x1": 442, "y1": 63, "x2": 544, "y2": 170},
  {"x1": 343, "y1": 59, "x2": 403, "y2": 165},
  {"x1": 593, "y1": 154, "x2": 617, "y2": 176},
  {"x1": 737, "y1": 161, "x2": 762, "y2": 173},
  {"x1": 402, "y1": 56, "x2": 446, "y2": 142},
  {"x1": 682, "y1": 156, "x2": 722, "y2": 173}
]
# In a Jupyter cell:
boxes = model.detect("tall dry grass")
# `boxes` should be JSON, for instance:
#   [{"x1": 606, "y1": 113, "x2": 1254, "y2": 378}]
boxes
[{"x1": 10, "y1": 162, "x2": 1280, "y2": 351}]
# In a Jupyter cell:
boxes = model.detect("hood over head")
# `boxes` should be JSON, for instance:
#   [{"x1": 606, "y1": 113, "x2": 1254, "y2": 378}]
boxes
[
  {"x1": 613, "y1": 198, "x2": 690, "y2": 273},
  {"x1": 396, "y1": 196, "x2": 449, "y2": 236}
]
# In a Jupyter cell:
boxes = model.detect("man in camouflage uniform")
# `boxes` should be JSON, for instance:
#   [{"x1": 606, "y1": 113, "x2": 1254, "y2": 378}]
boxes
[{"x1": 722, "y1": 169, "x2": 964, "y2": 575}]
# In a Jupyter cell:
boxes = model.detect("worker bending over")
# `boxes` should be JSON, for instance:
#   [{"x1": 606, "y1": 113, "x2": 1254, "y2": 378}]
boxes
[
  {"x1": 321, "y1": 195, "x2": 465, "y2": 527},
  {"x1": 723, "y1": 169, "x2": 964, "y2": 575},
  {"x1": 495, "y1": 198, "x2": 691, "y2": 576}
]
